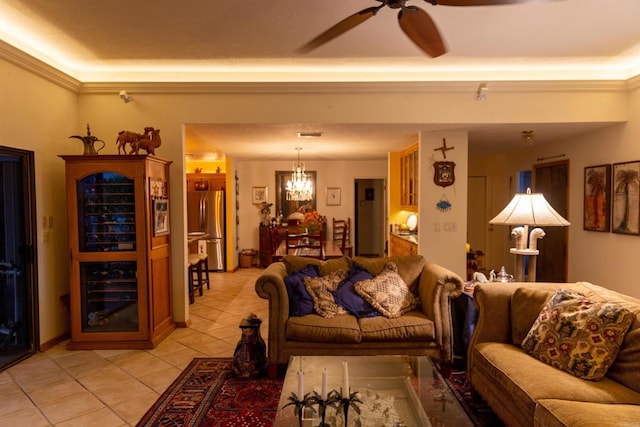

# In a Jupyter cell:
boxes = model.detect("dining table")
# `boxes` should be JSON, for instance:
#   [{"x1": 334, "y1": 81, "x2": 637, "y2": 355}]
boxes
[{"x1": 271, "y1": 239, "x2": 343, "y2": 262}]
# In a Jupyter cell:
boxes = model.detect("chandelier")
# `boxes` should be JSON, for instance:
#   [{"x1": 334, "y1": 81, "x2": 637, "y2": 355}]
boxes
[{"x1": 286, "y1": 147, "x2": 313, "y2": 201}]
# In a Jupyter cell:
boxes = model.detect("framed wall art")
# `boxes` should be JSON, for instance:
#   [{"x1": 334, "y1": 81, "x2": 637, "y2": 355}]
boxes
[
  {"x1": 153, "y1": 198, "x2": 169, "y2": 236},
  {"x1": 326, "y1": 187, "x2": 341, "y2": 206},
  {"x1": 612, "y1": 161, "x2": 640, "y2": 235},
  {"x1": 583, "y1": 164, "x2": 611, "y2": 232},
  {"x1": 252, "y1": 186, "x2": 267, "y2": 204}
]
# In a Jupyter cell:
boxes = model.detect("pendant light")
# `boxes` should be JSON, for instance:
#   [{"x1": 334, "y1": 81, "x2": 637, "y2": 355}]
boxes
[{"x1": 286, "y1": 147, "x2": 313, "y2": 201}]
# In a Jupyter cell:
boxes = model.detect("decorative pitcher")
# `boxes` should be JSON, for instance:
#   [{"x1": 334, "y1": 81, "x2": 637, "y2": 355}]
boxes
[{"x1": 69, "y1": 124, "x2": 105, "y2": 155}]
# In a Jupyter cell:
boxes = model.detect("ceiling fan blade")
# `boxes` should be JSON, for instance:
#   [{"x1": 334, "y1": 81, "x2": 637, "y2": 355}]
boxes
[
  {"x1": 295, "y1": 6, "x2": 380, "y2": 54},
  {"x1": 398, "y1": 6, "x2": 447, "y2": 58},
  {"x1": 429, "y1": 0, "x2": 536, "y2": 5}
]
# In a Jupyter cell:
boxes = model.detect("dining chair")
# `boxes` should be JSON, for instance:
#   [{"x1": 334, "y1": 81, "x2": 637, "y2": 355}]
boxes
[
  {"x1": 285, "y1": 232, "x2": 324, "y2": 259},
  {"x1": 332, "y1": 217, "x2": 353, "y2": 257}
]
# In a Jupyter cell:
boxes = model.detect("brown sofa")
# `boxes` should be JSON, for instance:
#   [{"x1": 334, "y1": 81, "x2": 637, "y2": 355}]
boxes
[
  {"x1": 468, "y1": 281, "x2": 640, "y2": 427},
  {"x1": 255, "y1": 254, "x2": 464, "y2": 374}
]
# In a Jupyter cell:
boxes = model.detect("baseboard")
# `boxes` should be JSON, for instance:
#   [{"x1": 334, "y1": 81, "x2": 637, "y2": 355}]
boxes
[{"x1": 40, "y1": 331, "x2": 70, "y2": 352}]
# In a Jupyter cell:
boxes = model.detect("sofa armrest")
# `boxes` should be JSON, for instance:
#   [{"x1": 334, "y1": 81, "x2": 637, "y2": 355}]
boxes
[
  {"x1": 417, "y1": 262, "x2": 464, "y2": 365},
  {"x1": 255, "y1": 262, "x2": 289, "y2": 365}
]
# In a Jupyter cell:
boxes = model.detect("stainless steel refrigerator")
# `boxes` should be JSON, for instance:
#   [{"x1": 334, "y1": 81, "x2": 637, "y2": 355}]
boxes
[{"x1": 187, "y1": 188, "x2": 225, "y2": 271}]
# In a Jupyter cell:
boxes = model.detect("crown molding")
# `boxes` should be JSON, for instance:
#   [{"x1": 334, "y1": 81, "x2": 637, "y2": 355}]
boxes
[
  {"x1": 78, "y1": 79, "x2": 629, "y2": 95},
  {"x1": 0, "y1": 40, "x2": 80, "y2": 92},
  {"x1": 0, "y1": 39, "x2": 633, "y2": 95}
]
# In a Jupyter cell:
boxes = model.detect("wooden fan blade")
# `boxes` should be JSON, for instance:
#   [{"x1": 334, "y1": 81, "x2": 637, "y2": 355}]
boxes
[
  {"x1": 431, "y1": 0, "x2": 535, "y2": 5},
  {"x1": 295, "y1": 6, "x2": 379, "y2": 54},
  {"x1": 398, "y1": 6, "x2": 447, "y2": 57}
]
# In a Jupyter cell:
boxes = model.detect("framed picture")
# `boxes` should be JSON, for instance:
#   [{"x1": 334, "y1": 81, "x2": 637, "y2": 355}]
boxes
[
  {"x1": 612, "y1": 161, "x2": 640, "y2": 235},
  {"x1": 252, "y1": 186, "x2": 267, "y2": 204},
  {"x1": 326, "y1": 187, "x2": 341, "y2": 206},
  {"x1": 153, "y1": 198, "x2": 169, "y2": 236},
  {"x1": 583, "y1": 164, "x2": 611, "y2": 232}
]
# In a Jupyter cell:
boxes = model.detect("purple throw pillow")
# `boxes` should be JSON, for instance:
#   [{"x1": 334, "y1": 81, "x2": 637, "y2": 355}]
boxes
[
  {"x1": 333, "y1": 266, "x2": 381, "y2": 318},
  {"x1": 284, "y1": 264, "x2": 319, "y2": 316}
]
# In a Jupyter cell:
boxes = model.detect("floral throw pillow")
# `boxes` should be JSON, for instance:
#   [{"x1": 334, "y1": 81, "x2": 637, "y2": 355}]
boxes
[
  {"x1": 521, "y1": 288, "x2": 634, "y2": 381},
  {"x1": 354, "y1": 262, "x2": 420, "y2": 319},
  {"x1": 304, "y1": 270, "x2": 347, "y2": 318}
]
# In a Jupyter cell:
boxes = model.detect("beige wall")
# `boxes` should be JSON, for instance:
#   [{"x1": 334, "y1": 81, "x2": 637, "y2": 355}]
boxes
[
  {"x1": 3, "y1": 45, "x2": 640, "y2": 346},
  {"x1": 469, "y1": 79, "x2": 640, "y2": 298}
]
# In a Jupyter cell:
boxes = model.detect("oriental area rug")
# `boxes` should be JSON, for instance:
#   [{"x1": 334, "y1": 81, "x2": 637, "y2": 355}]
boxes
[{"x1": 137, "y1": 358, "x2": 501, "y2": 427}]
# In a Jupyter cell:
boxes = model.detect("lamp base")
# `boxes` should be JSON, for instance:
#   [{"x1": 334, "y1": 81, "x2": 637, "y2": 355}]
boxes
[{"x1": 510, "y1": 248, "x2": 538, "y2": 282}]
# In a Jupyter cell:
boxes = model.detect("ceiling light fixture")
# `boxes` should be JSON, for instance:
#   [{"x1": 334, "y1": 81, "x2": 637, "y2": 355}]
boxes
[
  {"x1": 286, "y1": 147, "x2": 313, "y2": 202},
  {"x1": 475, "y1": 83, "x2": 488, "y2": 101},
  {"x1": 119, "y1": 90, "x2": 133, "y2": 103}
]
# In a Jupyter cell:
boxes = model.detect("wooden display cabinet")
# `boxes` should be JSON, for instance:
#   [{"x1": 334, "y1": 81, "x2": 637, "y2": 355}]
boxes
[{"x1": 60, "y1": 155, "x2": 175, "y2": 349}]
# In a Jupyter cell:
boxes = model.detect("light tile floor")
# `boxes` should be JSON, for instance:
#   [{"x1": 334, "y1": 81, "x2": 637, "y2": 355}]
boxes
[{"x1": 0, "y1": 267, "x2": 266, "y2": 426}]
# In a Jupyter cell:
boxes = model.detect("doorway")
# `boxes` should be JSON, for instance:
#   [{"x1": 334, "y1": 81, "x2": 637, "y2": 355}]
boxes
[
  {"x1": 354, "y1": 179, "x2": 385, "y2": 257},
  {"x1": 0, "y1": 146, "x2": 39, "y2": 371},
  {"x1": 533, "y1": 160, "x2": 569, "y2": 282}
]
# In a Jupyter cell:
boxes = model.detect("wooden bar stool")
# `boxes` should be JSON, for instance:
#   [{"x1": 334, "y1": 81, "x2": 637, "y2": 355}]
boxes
[
  {"x1": 188, "y1": 254, "x2": 204, "y2": 303},
  {"x1": 197, "y1": 252, "x2": 210, "y2": 290}
]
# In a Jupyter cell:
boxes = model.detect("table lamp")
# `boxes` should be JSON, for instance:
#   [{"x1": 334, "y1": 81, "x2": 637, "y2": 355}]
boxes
[{"x1": 489, "y1": 188, "x2": 570, "y2": 282}]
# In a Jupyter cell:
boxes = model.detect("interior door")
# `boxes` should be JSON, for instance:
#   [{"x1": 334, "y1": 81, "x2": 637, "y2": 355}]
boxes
[
  {"x1": 355, "y1": 179, "x2": 385, "y2": 257},
  {"x1": 533, "y1": 160, "x2": 569, "y2": 282}
]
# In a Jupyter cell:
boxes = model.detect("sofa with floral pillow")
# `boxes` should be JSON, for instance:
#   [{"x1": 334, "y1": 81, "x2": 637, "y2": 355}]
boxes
[
  {"x1": 468, "y1": 281, "x2": 640, "y2": 427},
  {"x1": 254, "y1": 254, "x2": 464, "y2": 375}
]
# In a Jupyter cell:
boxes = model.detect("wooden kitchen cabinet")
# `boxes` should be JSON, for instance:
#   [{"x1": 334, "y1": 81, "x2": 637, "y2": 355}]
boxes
[
  {"x1": 60, "y1": 155, "x2": 175, "y2": 349},
  {"x1": 186, "y1": 172, "x2": 226, "y2": 191},
  {"x1": 400, "y1": 143, "x2": 419, "y2": 209},
  {"x1": 388, "y1": 233, "x2": 418, "y2": 257}
]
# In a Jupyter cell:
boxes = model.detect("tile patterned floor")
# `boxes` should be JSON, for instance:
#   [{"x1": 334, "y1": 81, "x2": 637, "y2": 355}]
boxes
[{"x1": 0, "y1": 267, "x2": 267, "y2": 426}]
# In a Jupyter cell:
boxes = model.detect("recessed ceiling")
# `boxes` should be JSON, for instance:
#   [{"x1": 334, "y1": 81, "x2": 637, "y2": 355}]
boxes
[{"x1": 1, "y1": 0, "x2": 636, "y2": 159}]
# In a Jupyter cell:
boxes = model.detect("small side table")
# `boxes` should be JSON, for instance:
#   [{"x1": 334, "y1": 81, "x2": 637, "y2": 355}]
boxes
[{"x1": 451, "y1": 285, "x2": 478, "y2": 369}]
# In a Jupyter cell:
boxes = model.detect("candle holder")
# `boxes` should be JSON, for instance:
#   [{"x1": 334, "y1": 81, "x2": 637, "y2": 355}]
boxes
[
  {"x1": 332, "y1": 389, "x2": 362, "y2": 427},
  {"x1": 308, "y1": 390, "x2": 339, "y2": 426},
  {"x1": 283, "y1": 392, "x2": 314, "y2": 427}
]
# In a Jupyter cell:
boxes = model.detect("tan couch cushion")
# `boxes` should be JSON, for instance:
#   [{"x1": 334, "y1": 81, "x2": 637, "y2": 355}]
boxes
[
  {"x1": 511, "y1": 287, "x2": 554, "y2": 345},
  {"x1": 534, "y1": 399, "x2": 640, "y2": 427},
  {"x1": 352, "y1": 255, "x2": 425, "y2": 294},
  {"x1": 473, "y1": 342, "x2": 640, "y2": 407},
  {"x1": 359, "y1": 311, "x2": 435, "y2": 341},
  {"x1": 283, "y1": 256, "x2": 351, "y2": 276},
  {"x1": 286, "y1": 314, "x2": 361, "y2": 343},
  {"x1": 521, "y1": 289, "x2": 634, "y2": 380}
]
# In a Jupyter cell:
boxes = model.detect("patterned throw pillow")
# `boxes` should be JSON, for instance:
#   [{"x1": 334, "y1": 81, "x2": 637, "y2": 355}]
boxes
[
  {"x1": 521, "y1": 289, "x2": 634, "y2": 381},
  {"x1": 304, "y1": 270, "x2": 348, "y2": 318},
  {"x1": 354, "y1": 262, "x2": 420, "y2": 319}
]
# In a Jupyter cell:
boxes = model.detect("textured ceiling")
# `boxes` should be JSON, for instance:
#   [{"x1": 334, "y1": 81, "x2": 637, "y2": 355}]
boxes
[{"x1": 1, "y1": 0, "x2": 637, "y2": 159}]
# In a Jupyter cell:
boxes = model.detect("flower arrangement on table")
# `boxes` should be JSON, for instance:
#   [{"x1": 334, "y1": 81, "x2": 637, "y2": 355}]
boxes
[{"x1": 299, "y1": 209, "x2": 325, "y2": 235}]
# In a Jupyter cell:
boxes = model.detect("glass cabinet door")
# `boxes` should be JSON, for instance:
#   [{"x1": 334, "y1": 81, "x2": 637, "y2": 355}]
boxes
[
  {"x1": 80, "y1": 261, "x2": 138, "y2": 332},
  {"x1": 77, "y1": 172, "x2": 136, "y2": 252}
]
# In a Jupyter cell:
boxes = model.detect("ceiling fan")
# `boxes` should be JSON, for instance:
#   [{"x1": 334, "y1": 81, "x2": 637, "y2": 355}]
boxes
[{"x1": 296, "y1": 0, "x2": 537, "y2": 58}]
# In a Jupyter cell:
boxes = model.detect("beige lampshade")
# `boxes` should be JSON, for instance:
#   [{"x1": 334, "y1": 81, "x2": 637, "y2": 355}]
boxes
[{"x1": 489, "y1": 188, "x2": 570, "y2": 226}]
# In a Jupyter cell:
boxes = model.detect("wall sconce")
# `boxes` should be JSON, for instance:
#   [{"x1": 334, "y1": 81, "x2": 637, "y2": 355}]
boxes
[{"x1": 119, "y1": 90, "x2": 133, "y2": 103}]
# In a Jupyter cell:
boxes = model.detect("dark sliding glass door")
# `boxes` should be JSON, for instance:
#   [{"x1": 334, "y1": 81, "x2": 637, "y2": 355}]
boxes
[{"x1": 0, "y1": 146, "x2": 38, "y2": 371}]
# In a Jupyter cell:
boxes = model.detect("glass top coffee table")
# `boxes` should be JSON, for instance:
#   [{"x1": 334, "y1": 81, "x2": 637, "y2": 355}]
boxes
[{"x1": 274, "y1": 355, "x2": 473, "y2": 427}]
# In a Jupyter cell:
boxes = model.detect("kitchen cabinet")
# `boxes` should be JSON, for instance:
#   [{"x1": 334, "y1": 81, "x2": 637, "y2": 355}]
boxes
[
  {"x1": 60, "y1": 155, "x2": 174, "y2": 349},
  {"x1": 187, "y1": 172, "x2": 226, "y2": 192},
  {"x1": 389, "y1": 233, "x2": 418, "y2": 257},
  {"x1": 400, "y1": 144, "x2": 419, "y2": 209}
]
